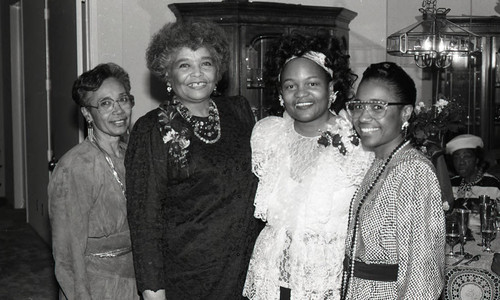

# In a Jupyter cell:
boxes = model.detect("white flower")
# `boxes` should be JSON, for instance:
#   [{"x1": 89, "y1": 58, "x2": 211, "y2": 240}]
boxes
[
  {"x1": 162, "y1": 129, "x2": 177, "y2": 144},
  {"x1": 434, "y1": 99, "x2": 449, "y2": 113},
  {"x1": 178, "y1": 137, "x2": 190, "y2": 149},
  {"x1": 415, "y1": 101, "x2": 426, "y2": 114}
]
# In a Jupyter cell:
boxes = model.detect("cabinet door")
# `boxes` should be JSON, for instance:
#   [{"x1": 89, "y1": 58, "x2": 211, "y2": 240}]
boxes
[
  {"x1": 439, "y1": 36, "x2": 500, "y2": 161},
  {"x1": 240, "y1": 25, "x2": 286, "y2": 119}
]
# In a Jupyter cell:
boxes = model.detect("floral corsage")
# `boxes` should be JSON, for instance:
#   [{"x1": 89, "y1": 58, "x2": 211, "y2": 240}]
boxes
[
  {"x1": 158, "y1": 102, "x2": 191, "y2": 168},
  {"x1": 317, "y1": 117, "x2": 360, "y2": 155}
]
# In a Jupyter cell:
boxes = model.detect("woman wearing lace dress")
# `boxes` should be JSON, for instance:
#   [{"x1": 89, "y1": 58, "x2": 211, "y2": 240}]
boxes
[
  {"x1": 242, "y1": 33, "x2": 373, "y2": 300},
  {"x1": 340, "y1": 62, "x2": 445, "y2": 299}
]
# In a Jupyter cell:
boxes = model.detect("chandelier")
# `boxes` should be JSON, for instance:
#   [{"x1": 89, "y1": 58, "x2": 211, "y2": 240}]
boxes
[{"x1": 387, "y1": 0, "x2": 481, "y2": 68}]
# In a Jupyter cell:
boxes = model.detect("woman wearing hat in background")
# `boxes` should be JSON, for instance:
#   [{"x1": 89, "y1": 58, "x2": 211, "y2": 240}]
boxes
[{"x1": 446, "y1": 134, "x2": 500, "y2": 212}]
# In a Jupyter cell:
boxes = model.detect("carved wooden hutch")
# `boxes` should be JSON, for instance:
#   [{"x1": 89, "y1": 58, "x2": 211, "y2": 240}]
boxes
[{"x1": 168, "y1": 1, "x2": 357, "y2": 118}]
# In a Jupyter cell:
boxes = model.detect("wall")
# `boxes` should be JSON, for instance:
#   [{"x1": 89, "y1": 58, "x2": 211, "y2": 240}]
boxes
[{"x1": 85, "y1": 0, "x2": 499, "y2": 126}]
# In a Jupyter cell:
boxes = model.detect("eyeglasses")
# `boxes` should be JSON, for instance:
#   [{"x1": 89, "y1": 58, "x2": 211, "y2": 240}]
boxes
[
  {"x1": 345, "y1": 99, "x2": 406, "y2": 120},
  {"x1": 85, "y1": 94, "x2": 134, "y2": 114}
]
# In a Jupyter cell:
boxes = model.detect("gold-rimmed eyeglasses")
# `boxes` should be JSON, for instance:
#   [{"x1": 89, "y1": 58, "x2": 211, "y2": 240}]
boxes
[
  {"x1": 345, "y1": 99, "x2": 406, "y2": 120},
  {"x1": 85, "y1": 94, "x2": 134, "y2": 114}
]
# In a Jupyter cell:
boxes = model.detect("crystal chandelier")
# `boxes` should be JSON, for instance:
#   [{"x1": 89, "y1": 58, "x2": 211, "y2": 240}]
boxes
[{"x1": 387, "y1": 0, "x2": 481, "y2": 68}]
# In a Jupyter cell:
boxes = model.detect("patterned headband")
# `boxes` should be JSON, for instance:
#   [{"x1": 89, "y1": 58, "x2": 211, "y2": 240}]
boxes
[{"x1": 283, "y1": 51, "x2": 334, "y2": 78}]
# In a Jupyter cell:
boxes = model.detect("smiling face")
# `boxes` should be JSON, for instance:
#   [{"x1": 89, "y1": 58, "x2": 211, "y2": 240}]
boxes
[
  {"x1": 353, "y1": 79, "x2": 412, "y2": 158},
  {"x1": 81, "y1": 77, "x2": 132, "y2": 141},
  {"x1": 168, "y1": 46, "x2": 218, "y2": 106},
  {"x1": 280, "y1": 58, "x2": 333, "y2": 131}
]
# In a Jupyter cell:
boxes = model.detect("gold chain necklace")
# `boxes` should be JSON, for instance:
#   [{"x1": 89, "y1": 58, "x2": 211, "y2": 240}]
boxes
[{"x1": 90, "y1": 136, "x2": 126, "y2": 196}]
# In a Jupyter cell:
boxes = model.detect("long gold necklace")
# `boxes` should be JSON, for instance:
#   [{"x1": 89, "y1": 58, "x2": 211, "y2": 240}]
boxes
[{"x1": 90, "y1": 135, "x2": 126, "y2": 196}]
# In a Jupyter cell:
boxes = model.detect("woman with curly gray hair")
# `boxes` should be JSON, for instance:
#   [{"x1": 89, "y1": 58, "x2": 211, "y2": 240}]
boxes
[{"x1": 125, "y1": 20, "x2": 263, "y2": 300}]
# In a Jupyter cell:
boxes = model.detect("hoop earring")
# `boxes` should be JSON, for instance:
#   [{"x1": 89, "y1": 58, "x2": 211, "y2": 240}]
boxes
[{"x1": 278, "y1": 94, "x2": 284, "y2": 107}]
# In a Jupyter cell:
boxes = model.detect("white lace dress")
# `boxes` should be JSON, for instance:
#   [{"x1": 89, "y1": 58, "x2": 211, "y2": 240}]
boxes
[{"x1": 243, "y1": 112, "x2": 373, "y2": 300}]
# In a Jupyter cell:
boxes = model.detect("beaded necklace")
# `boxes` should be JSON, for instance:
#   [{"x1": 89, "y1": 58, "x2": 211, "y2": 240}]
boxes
[
  {"x1": 89, "y1": 135, "x2": 126, "y2": 197},
  {"x1": 340, "y1": 139, "x2": 410, "y2": 299},
  {"x1": 176, "y1": 98, "x2": 221, "y2": 144},
  {"x1": 457, "y1": 170, "x2": 483, "y2": 201}
]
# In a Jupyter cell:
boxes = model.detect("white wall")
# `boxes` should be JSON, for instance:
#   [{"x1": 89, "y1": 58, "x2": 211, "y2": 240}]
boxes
[{"x1": 88, "y1": 0, "x2": 500, "y2": 124}]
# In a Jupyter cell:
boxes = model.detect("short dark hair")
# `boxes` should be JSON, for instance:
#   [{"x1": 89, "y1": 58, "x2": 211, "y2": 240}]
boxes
[
  {"x1": 145, "y1": 20, "x2": 230, "y2": 83},
  {"x1": 72, "y1": 62, "x2": 131, "y2": 106},
  {"x1": 359, "y1": 62, "x2": 416, "y2": 106},
  {"x1": 265, "y1": 32, "x2": 357, "y2": 114}
]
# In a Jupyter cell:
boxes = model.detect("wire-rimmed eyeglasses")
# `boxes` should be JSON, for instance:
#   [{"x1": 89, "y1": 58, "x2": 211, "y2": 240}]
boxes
[
  {"x1": 345, "y1": 99, "x2": 406, "y2": 120},
  {"x1": 85, "y1": 94, "x2": 135, "y2": 114}
]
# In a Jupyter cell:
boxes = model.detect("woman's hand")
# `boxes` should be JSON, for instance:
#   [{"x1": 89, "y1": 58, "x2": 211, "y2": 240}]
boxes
[{"x1": 142, "y1": 289, "x2": 166, "y2": 300}]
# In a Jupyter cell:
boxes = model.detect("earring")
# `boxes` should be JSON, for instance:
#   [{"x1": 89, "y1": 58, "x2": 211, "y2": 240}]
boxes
[
  {"x1": 87, "y1": 120, "x2": 94, "y2": 139},
  {"x1": 401, "y1": 121, "x2": 409, "y2": 137},
  {"x1": 329, "y1": 91, "x2": 339, "y2": 105},
  {"x1": 166, "y1": 82, "x2": 172, "y2": 94},
  {"x1": 278, "y1": 94, "x2": 284, "y2": 107}
]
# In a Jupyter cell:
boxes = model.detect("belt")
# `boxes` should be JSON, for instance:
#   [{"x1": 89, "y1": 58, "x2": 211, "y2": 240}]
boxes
[
  {"x1": 88, "y1": 247, "x2": 132, "y2": 258},
  {"x1": 344, "y1": 256, "x2": 398, "y2": 282}
]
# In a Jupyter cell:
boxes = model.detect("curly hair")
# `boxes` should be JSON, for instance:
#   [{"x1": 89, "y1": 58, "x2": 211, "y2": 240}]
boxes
[
  {"x1": 146, "y1": 20, "x2": 230, "y2": 84},
  {"x1": 72, "y1": 62, "x2": 131, "y2": 106},
  {"x1": 359, "y1": 62, "x2": 416, "y2": 107},
  {"x1": 265, "y1": 32, "x2": 357, "y2": 114}
]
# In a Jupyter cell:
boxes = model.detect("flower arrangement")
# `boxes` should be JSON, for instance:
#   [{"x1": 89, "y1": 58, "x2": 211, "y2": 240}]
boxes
[
  {"x1": 409, "y1": 95, "x2": 465, "y2": 148},
  {"x1": 158, "y1": 102, "x2": 191, "y2": 168},
  {"x1": 317, "y1": 117, "x2": 360, "y2": 155}
]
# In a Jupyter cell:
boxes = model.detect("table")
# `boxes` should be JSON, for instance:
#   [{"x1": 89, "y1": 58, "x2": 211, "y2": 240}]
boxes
[{"x1": 443, "y1": 223, "x2": 500, "y2": 300}]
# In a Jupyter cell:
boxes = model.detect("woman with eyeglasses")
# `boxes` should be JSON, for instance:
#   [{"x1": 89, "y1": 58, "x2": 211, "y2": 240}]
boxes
[
  {"x1": 243, "y1": 33, "x2": 373, "y2": 300},
  {"x1": 340, "y1": 62, "x2": 445, "y2": 299},
  {"x1": 48, "y1": 63, "x2": 139, "y2": 299}
]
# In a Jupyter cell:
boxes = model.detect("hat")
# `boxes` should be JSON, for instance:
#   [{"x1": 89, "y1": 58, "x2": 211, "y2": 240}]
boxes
[{"x1": 445, "y1": 134, "x2": 484, "y2": 154}]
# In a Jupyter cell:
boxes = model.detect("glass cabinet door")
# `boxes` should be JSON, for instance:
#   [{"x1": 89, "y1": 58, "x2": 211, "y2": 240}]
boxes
[{"x1": 438, "y1": 35, "x2": 500, "y2": 156}]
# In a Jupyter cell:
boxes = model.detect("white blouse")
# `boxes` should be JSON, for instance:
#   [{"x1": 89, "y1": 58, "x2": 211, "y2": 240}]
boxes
[{"x1": 243, "y1": 111, "x2": 373, "y2": 300}]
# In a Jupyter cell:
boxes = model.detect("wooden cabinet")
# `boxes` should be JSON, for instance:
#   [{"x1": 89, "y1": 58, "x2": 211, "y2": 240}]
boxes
[
  {"x1": 169, "y1": 1, "x2": 357, "y2": 118},
  {"x1": 438, "y1": 16, "x2": 500, "y2": 154}
]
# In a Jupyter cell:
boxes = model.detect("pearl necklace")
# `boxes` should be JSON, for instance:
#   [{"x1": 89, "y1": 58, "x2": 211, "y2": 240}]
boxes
[
  {"x1": 340, "y1": 139, "x2": 410, "y2": 299},
  {"x1": 176, "y1": 98, "x2": 221, "y2": 144}
]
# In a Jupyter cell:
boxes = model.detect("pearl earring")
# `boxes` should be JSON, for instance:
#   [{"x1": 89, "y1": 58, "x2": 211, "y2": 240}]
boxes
[{"x1": 401, "y1": 121, "x2": 409, "y2": 137}]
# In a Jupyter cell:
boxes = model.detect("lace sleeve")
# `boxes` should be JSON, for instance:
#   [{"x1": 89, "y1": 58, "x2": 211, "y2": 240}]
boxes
[{"x1": 251, "y1": 117, "x2": 286, "y2": 221}]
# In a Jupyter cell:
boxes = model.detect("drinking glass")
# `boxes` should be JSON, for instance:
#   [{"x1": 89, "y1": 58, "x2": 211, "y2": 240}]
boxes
[
  {"x1": 454, "y1": 208, "x2": 470, "y2": 255},
  {"x1": 446, "y1": 214, "x2": 461, "y2": 257},
  {"x1": 482, "y1": 218, "x2": 496, "y2": 253}
]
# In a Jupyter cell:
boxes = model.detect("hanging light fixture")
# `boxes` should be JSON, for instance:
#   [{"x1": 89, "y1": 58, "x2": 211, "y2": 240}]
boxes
[{"x1": 387, "y1": 0, "x2": 481, "y2": 68}]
